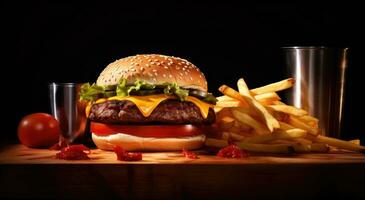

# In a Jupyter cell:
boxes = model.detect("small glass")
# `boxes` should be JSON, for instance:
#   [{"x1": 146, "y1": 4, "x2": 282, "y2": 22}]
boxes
[
  {"x1": 49, "y1": 83, "x2": 88, "y2": 144},
  {"x1": 282, "y1": 46, "x2": 348, "y2": 138}
]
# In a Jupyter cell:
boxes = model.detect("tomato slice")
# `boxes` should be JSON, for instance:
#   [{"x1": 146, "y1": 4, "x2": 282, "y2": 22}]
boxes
[{"x1": 90, "y1": 122, "x2": 210, "y2": 138}]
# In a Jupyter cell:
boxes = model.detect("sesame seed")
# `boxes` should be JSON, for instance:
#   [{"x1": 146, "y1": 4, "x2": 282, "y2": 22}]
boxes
[
  {"x1": 148, "y1": 73, "x2": 153, "y2": 77},
  {"x1": 140, "y1": 67, "x2": 145, "y2": 71},
  {"x1": 169, "y1": 74, "x2": 173, "y2": 78},
  {"x1": 153, "y1": 78, "x2": 157, "y2": 82},
  {"x1": 199, "y1": 75, "x2": 202, "y2": 78},
  {"x1": 190, "y1": 77, "x2": 193, "y2": 81},
  {"x1": 148, "y1": 59, "x2": 152, "y2": 62},
  {"x1": 145, "y1": 64, "x2": 150, "y2": 67},
  {"x1": 163, "y1": 74, "x2": 167, "y2": 77},
  {"x1": 152, "y1": 69, "x2": 157, "y2": 72},
  {"x1": 131, "y1": 68, "x2": 136, "y2": 72},
  {"x1": 154, "y1": 72, "x2": 158, "y2": 76},
  {"x1": 154, "y1": 59, "x2": 158, "y2": 62},
  {"x1": 182, "y1": 68, "x2": 186, "y2": 71},
  {"x1": 150, "y1": 62, "x2": 155, "y2": 65},
  {"x1": 156, "y1": 62, "x2": 161, "y2": 66},
  {"x1": 164, "y1": 66, "x2": 169, "y2": 69},
  {"x1": 135, "y1": 63, "x2": 140, "y2": 66}
]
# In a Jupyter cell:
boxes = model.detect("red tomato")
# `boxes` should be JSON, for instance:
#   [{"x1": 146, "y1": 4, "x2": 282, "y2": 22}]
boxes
[
  {"x1": 18, "y1": 113, "x2": 61, "y2": 148},
  {"x1": 90, "y1": 122, "x2": 210, "y2": 138}
]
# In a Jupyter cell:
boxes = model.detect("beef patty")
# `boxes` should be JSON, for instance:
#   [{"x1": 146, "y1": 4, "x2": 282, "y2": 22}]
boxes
[{"x1": 88, "y1": 100, "x2": 215, "y2": 124}]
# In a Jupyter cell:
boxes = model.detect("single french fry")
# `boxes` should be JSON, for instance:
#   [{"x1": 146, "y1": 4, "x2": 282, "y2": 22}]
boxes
[
  {"x1": 235, "y1": 142, "x2": 294, "y2": 154},
  {"x1": 216, "y1": 96, "x2": 247, "y2": 108},
  {"x1": 288, "y1": 116, "x2": 319, "y2": 135},
  {"x1": 298, "y1": 115, "x2": 319, "y2": 128},
  {"x1": 349, "y1": 139, "x2": 360, "y2": 145},
  {"x1": 268, "y1": 105, "x2": 308, "y2": 116},
  {"x1": 218, "y1": 85, "x2": 249, "y2": 107},
  {"x1": 205, "y1": 138, "x2": 229, "y2": 148},
  {"x1": 292, "y1": 138, "x2": 312, "y2": 145},
  {"x1": 220, "y1": 116, "x2": 235, "y2": 123},
  {"x1": 237, "y1": 78, "x2": 280, "y2": 132},
  {"x1": 307, "y1": 135, "x2": 365, "y2": 152},
  {"x1": 250, "y1": 78, "x2": 294, "y2": 95},
  {"x1": 299, "y1": 115, "x2": 319, "y2": 123},
  {"x1": 254, "y1": 92, "x2": 281, "y2": 102},
  {"x1": 243, "y1": 128, "x2": 306, "y2": 144},
  {"x1": 278, "y1": 121, "x2": 295, "y2": 131},
  {"x1": 231, "y1": 109, "x2": 270, "y2": 134},
  {"x1": 228, "y1": 132, "x2": 246, "y2": 141},
  {"x1": 272, "y1": 101, "x2": 286, "y2": 105}
]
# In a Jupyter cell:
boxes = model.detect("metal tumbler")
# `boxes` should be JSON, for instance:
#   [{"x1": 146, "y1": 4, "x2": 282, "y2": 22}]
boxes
[
  {"x1": 49, "y1": 83, "x2": 88, "y2": 144},
  {"x1": 282, "y1": 46, "x2": 348, "y2": 138}
]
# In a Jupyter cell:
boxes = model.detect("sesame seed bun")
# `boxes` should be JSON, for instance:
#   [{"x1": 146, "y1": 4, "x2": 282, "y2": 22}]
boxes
[{"x1": 96, "y1": 54, "x2": 208, "y2": 91}]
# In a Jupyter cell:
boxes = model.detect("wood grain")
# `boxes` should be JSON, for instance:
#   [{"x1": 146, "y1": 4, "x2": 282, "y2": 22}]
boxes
[
  {"x1": 1, "y1": 144, "x2": 365, "y2": 164},
  {"x1": 1, "y1": 145, "x2": 365, "y2": 199}
]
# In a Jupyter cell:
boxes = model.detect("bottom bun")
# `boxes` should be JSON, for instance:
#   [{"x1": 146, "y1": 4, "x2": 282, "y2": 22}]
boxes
[{"x1": 92, "y1": 133, "x2": 206, "y2": 151}]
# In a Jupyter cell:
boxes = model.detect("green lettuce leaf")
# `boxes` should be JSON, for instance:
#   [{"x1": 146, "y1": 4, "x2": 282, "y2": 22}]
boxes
[
  {"x1": 79, "y1": 83, "x2": 106, "y2": 101},
  {"x1": 80, "y1": 78, "x2": 210, "y2": 103},
  {"x1": 162, "y1": 82, "x2": 189, "y2": 101}
]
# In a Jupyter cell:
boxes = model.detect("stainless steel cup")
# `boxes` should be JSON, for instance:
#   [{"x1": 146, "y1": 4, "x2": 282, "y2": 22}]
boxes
[
  {"x1": 49, "y1": 83, "x2": 87, "y2": 144},
  {"x1": 282, "y1": 46, "x2": 348, "y2": 138}
]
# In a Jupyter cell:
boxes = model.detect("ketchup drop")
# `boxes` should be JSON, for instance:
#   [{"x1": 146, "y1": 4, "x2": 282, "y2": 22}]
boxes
[
  {"x1": 217, "y1": 145, "x2": 249, "y2": 158},
  {"x1": 182, "y1": 149, "x2": 198, "y2": 159},
  {"x1": 55, "y1": 144, "x2": 91, "y2": 160},
  {"x1": 114, "y1": 146, "x2": 142, "y2": 161}
]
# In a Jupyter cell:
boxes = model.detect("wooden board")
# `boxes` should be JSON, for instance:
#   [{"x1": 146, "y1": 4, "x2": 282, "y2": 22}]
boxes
[
  {"x1": 2, "y1": 145, "x2": 365, "y2": 199},
  {"x1": 1, "y1": 144, "x2": 365, "y2": 164}
]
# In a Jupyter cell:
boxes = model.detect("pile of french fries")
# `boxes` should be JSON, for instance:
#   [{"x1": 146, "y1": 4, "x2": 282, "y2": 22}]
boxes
[{"x1": 206, "y1": 78, "x2": 365, "y2": 154}]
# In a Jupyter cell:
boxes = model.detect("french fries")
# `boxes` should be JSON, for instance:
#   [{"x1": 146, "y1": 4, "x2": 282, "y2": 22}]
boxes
[
  {"x1": 250, "y1": 78, "x2": 294, "y2": 95},
  {"x1": 205, "y1": 77, "x2": 365, "y2": 154},
  {"x1": 231, "y1": 109, "x2": 270, "y2": 135},
  {"x1": 236, "y1": 78, "x2": 280, "y2": 132}
]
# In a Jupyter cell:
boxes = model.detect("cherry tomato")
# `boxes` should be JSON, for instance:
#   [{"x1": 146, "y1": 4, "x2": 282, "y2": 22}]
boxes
[{"x1": 18, "y1": 113, "x2": 61, "y2": 148}]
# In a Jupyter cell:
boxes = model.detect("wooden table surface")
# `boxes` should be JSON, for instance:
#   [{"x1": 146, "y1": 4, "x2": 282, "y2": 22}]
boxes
[
  {"x1": 2, "y1": 144, "x2": 365, "y2": 164},
  {"x1": 1, "y1": 144, "x2": 365, "y2": 199}
]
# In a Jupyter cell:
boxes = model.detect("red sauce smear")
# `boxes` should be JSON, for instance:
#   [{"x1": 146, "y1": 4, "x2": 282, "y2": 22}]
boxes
[
  {"x1": 182, "y1": 149, "x2": 198, "y2": 159},
  {"x1": 114, "y1": 146, "x2": 142, "y2": 161},
  {"x1": 217, "y1": 145, "x2": 249, "y2": 158},
  {"x1": 56, "y1": 144, "x2": 91, "y2": 160}
]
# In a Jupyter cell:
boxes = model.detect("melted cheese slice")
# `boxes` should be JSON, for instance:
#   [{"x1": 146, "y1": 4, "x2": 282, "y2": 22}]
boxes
[{"x1": 86, "y1": 94, "x2": 214, "y2": 118}]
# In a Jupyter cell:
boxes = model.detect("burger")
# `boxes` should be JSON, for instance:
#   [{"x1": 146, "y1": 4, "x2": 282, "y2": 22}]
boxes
[{"x1": 80, "y1": 54, "x2": 217, "y2": 151}]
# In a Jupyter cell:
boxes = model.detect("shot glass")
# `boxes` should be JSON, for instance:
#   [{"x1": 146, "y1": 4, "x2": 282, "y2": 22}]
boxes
[{"x1": 49, "y1": 83, "x2": 88, "y2": 144}]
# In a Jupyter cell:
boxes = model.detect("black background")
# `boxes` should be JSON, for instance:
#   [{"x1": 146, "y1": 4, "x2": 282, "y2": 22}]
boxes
[{"x1": 3, "y1": 2, "x2": 365, "y2": 142}]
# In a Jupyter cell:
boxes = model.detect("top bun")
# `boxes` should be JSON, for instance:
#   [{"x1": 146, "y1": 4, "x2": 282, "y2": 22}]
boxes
[{"x1": 96, "y1": 54, "x2": 208, "y2": 91}]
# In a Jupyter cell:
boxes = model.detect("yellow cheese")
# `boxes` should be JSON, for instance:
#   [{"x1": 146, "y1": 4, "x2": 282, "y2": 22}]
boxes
[
  {"x1": 86, "y1": 94, "x2": 214, "y2": 118},
  {"x1": 185, "y1": 96, "x2": 212, "y2": 119}
]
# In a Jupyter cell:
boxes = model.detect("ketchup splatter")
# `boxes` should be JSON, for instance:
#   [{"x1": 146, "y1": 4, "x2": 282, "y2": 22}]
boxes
[
  {"x1": 217, "y1": 145, "x2": 249, "y2": 158},
  {"x1": 114, "y1": 146, "x2": 142, "y2": 161},
  {"x1": 182, "y1": 149, "x2": 198, "y2": 159},
  {"x1": 56, "y1": 144, "x2": 91, "y2": 160}
]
